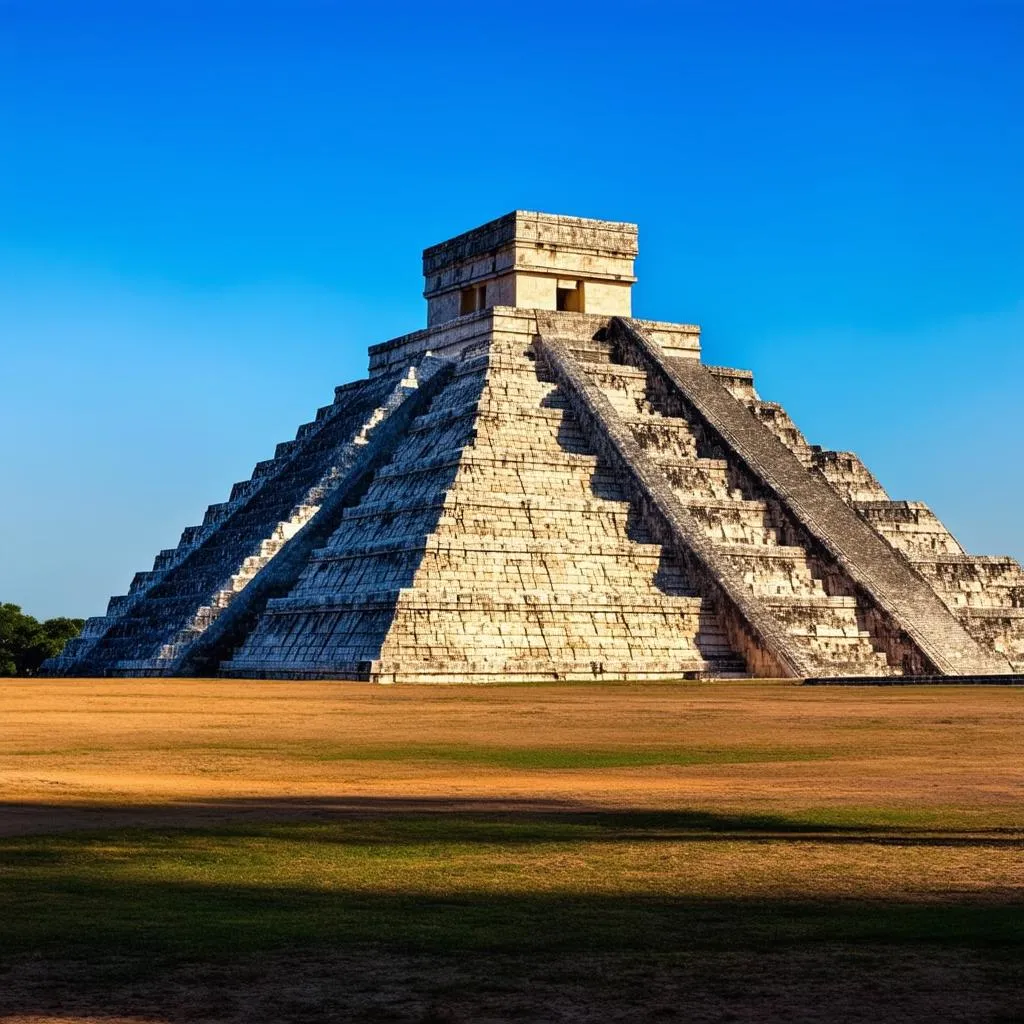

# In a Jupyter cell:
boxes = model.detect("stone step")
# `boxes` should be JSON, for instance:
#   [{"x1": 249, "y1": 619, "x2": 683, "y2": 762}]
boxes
[
  {"x1": 359, "y1": 471, "x2": 627, "y2": 510},
  {"x1": 311, "y1": 534, "x2": 670, "y2": 564},
  {"x1": 266, "y1": 586, "x2": 708, "y2": 614},
  {"x1": 587, "y1": 380, "x2": 654, "y2": 412},
  {"x1": 716, "y1": 542, "x2": 827, "y2": 599},
  {"x1": 222, "y1": 655, "x2": 742, "y2": 683},
  {"x1": 961, "y1": 607, "x2": 1024, "y2": 620},
  {"x1": 343, "y1": 492, "x2": 633, "y2": 522},
  {"x1": 655, "y1": 457, "x2": 734, "y2": 494},
  {"x1": 375, "y1": 450, "x2": 605, "y2": 481},
  {"x1": 910, "y1": 555, "x2": 1024, "y2": 610},
  {"x1": 594, "y1": 382, "x2": 655, "y2": 410},
  {"x1": 811, "y1": 449, "x2": 889, "y2": 503},
  {"x1": 567, "y1": 343, "x2": 617, "y2": 364},
  {"x1": 672, "y1": 497, "x2": 778, "y2": 546},
  {"x1": 854, "y1": 501, "x2": 965, "y2": 558},
  {"x1": 411, "y1": 401, "x2": 578, "y2": 435},
  {"x1": 910, "y1": 554, "x2": 1023, "y2": 568},
  {"x1": 959, "y1": 607, "x2": 1024, "y2": 660},
  {"x1": 626, "y1": 415, "x2": 699, "y2": 458},
  {"x1": 713, "y1": 542, "x2": 815, "y2": 560},
  {"x1": 331, "y1": 496, "x2": 646, "y2": 549},
  {"x1": 677, "y1": 496, "x2": 769, "y2": 513},
  {"x1": 786, "y1": 631, "x2": 892, "y2": 667},
  {"x1": 705, "y1": 365, "x2": 757, "y2": 401},
  {"x1": 296, "y1": 551, "x2": 693, "y2": 605},
  {"x1": 581, "y1": 363, "x2": 648, "y2": 383}
]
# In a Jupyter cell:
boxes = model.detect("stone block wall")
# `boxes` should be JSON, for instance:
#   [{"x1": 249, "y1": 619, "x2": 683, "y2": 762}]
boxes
[
  {"x1": 224, "y1": 312, "x2": 741, "y2": 682},
  {"x1": 423, "y1": 211, "x2": 638, "y2": 325}
]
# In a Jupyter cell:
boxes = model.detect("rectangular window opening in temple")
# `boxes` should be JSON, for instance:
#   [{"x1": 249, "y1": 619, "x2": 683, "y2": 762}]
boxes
[
  {"x1": 557, "y1": 282, "x2": 583, "y2": 312},
  {"x1": 460, "y1": 285, "x2": 488, "y2": 315}
]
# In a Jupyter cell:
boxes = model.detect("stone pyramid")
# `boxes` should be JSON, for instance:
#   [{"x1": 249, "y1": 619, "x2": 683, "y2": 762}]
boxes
[{"x1": 48, "y1": 212, "x2": 1024, "y2": 681}]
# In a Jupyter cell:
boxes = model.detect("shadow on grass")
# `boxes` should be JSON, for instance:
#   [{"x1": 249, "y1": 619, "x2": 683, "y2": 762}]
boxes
[
  {"x1": 0, "y1": 799, "x2": 1021, "y2": 963},
  {"x1": 1, "y1": 801, "x2": 1023, "y2": 1022},
  {"x1": 2, "y1": 871, "x2": 1022, "y2": 963},
  {"x1": 1, "y1": 796, "x2": 1022, "y2": 845}
]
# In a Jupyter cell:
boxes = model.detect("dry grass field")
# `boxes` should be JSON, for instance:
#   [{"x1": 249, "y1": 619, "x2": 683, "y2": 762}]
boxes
[{"x1": 1, "y1": 679, "x2": 1022, "y2": 1023}]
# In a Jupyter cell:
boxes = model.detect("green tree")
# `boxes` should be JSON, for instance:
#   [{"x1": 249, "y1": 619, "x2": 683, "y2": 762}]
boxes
[{"x1": 0, "y1": 604, "x2": 84, "y2": 676}]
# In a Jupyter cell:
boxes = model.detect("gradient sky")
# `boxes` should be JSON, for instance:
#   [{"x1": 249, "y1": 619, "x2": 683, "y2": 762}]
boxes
[{"x1": 1, "y1": 1, "x2": 1022, "y2": 620}]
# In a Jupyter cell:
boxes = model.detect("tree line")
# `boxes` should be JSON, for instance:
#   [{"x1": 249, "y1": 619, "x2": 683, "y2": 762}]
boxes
[{"x1": 0, "y1": 604, "x2": 84, "y2": 676}]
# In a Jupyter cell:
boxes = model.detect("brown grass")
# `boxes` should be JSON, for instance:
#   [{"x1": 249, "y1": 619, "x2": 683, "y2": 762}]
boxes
[
  {"x1": 1, "y1": 678, "x2": 1022, "y2": 1023},
  {"x1": 3, "y1": 678, "x2": 1023, "y2": 831}
]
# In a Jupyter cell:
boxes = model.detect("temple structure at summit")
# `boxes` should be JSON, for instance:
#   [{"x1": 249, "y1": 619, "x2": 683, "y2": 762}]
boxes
[{"x1": 48, "y1": 211, "x2": 1024, "y2": 681}]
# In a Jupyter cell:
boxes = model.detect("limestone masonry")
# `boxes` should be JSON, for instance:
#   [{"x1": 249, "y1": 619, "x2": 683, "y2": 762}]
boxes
[{"x1": 48, "y1": 211, "x2": 1024, "y2": 681}]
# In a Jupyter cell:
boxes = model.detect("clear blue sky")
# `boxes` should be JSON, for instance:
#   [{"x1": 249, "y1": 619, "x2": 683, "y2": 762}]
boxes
[{"x1": 1, "y1": 1, "x2": 1021, "y2": 620}]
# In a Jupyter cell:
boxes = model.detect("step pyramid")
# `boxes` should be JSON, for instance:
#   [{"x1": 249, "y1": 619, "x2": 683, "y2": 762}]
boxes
[{"x1": 47, "y1": 211, "x2": 1023, "y2": 681}]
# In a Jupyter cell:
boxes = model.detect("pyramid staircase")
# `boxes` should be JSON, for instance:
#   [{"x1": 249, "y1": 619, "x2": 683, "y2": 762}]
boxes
[
  {"x1": 537, "y1": 317, "x2": 1012, "y2": 679},
  {"x1": 706, "y1": 362, "x2": 1024, "y2": 672},
  {"x1": 48, "y1": 362, "x2": 449, "y2": 676}
]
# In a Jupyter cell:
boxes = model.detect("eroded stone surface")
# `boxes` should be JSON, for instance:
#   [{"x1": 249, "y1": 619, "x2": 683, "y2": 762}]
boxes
[{"x1": 47, "y1": 212, "x2": 1022, "y2": 680}]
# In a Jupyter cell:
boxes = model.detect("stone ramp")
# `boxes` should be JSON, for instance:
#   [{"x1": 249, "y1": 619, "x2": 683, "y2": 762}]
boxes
[
  {"x1": 49, "y1": 409, "x2": 335, "y2": 673},
  {"x1": 48, "y1": 363, "x2": 443, "y2": 676},
  {"x1": 539, "y1": 317, "x2": 908, "y2": 677},
  {"x1": 706, "y1": 357, "x2": 1024, "y2": 670},
  {"x1": 536, "y1": 333, "x2": 809, "y2": 678},
  {"x1": 609, "y1": 317, "x2": 1011, "y2": 677},
  {"x1": 177, "y1": 357, "x2": 455, "y2": 676}
]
